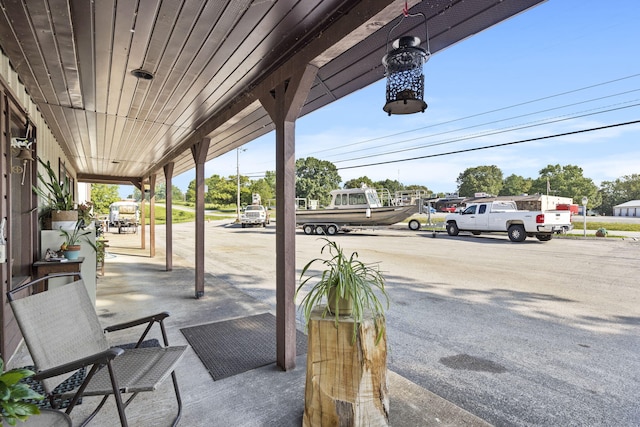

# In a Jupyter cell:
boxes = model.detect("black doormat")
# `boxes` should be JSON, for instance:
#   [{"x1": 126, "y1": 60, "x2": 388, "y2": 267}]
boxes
[{"x1": 180, "y1": 312, "x2": 307, "y2": 381}]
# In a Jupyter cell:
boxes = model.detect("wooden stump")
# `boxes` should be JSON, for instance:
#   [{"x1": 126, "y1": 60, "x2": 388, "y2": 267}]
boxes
[{"x1": 303, "y1": 306, "x2": 389, "y2": 427}]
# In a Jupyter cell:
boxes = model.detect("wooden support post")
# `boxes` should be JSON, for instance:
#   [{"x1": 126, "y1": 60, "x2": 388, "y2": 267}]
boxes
[
  {"x1": 304, "y1": 307, "x2": 389, "y2": 427},
  {"x1": 260, "y1": 64, "x2": 318, "y2": 371},
  {"x1": 164, "y1": 163, "x2": 174, "y2": 271},
  {"x1": 191, "y1": 138, "x2": 210, "y2": 298},
  {"x1": 149, "y1": 174, "x2": 156, "y2": 257}
]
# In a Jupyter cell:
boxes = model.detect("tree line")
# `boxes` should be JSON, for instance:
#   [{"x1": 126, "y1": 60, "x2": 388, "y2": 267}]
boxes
[{"x1": 89, "y1": 157, "x2": 639, "y2": 216}]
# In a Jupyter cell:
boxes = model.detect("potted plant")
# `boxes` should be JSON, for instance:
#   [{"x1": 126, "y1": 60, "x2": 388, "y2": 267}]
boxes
[
  {"x1": 296, "y1": 239, "x2": 391, "y2": 425},
  {"x1": 59, "y1": 220, "x2": 95, "y2": 260},
  {"x1": 32, "y1": 157, "x2": 76, "y2": 229},
  {"x1": 0, "y1": 357, "x2": 44, "y2": 426},
  {"x1": 296, "y1": 238, "x2": 389, "y2": 342}
]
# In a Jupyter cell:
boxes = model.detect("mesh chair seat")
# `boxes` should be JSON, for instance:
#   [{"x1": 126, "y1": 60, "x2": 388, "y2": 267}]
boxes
[{"x1": 83, "y1": 346, "x2": 187, "y2": 395}]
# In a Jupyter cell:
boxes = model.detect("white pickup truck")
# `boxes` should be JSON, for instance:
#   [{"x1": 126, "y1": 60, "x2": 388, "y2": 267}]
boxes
[{"x1": 444, "y1": 200, "x2": 573, "y2": 242}]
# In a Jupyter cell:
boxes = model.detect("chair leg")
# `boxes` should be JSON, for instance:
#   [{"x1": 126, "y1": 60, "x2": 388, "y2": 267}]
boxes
[
  {"x1": 170, "y1": 371, "x2": 183, "y2": 427},
  {"x1": 107, "y1": 361, "x2": 128, "y2": 427}
]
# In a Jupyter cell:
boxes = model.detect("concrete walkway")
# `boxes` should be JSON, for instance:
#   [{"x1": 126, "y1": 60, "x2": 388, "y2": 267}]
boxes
[{"x1": 11, "y1": 230, "x2": 491, "y2": 426}]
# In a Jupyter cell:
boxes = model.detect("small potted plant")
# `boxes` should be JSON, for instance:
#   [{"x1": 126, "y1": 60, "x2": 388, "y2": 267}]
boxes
[
  {"x1": 0, "y1": 357, "x2": 44, "y2": 426},
  {"x1": 296, "y1": 238, "x2": 389, "y2": 342},
  {"x1": 59, "y1": 220, "x2": 94, "y2": 260}
]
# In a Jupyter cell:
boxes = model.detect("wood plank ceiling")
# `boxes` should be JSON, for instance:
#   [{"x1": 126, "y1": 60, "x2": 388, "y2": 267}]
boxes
[{"x1": 0, "y1": 0, "x2": 544, "y2": 186}]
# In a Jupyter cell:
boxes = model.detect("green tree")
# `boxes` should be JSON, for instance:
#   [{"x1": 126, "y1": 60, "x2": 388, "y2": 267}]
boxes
[
  {"x1": 91, "y1": 184, "x2": 120, "y2": 214},
  {"x1": 456, "y1": 165, "x2": 504, "y2": 197},
  {"x1": 171, "y1": 185, "x2": 184, "y2": 201},
  {"x1": 296, "y1": 157, "x2": 341, "y2": 206},
  {"x1": 500, "y1": 174, "x2": 532, "y2": 196},
  {"x1": 599, "y1": 174, "x2": 640, "y2": 215},
  {"x1": 344, "y1": 176, "x2": 374, "y2": 189},
  {"x1": 530, "y1": 164, "x2": 601, "y2": 208},
  {"x1": 155, "y1": 183, "x2": 166, "y2": 200},
  {"x1": 264, "y1": 170, "x2": 276, "y2": 197},
  {"x1": 373, "y1": 179, "x2": 404, "y2": 194},
  {"x1": 185, "y1": 181, "x2": 196, "y2": 203}
]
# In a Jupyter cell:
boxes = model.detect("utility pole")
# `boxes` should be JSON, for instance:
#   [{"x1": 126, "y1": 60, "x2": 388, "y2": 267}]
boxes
[{"x1": 236, "y1": 148, "x2": 246, "y2": 222}]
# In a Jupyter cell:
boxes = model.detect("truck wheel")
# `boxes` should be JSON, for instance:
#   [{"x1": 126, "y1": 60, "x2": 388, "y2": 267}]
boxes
[
  {"x1": 508, "y1": 224, "x2": 526, "y2": 242},
  {"x1": 241, "y1": 223, "x2": 246, "y2": 228},
  {"x1": 408, "y1": 219, "x2": 421, "y2": 231},
  {"x1": 326, "y1": 224, "x2": 338, "y2": 235},
  {"x1": 315, "y1": 226, "x2": 325, "y2": 235},
  {"x1": 303, "y1": 224, "x2": 314, "y2": 235},
  {"x1": 446, "y1": 222, "x2": 459, "y2": 236},
  {"x1": 536, "y1": 234, "x2": 552, "y2": 241}
]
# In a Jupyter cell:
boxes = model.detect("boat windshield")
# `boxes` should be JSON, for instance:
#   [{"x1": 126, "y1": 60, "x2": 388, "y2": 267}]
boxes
[{"x1": 366, "y1": 190, "x2": 382, "y2": 207}]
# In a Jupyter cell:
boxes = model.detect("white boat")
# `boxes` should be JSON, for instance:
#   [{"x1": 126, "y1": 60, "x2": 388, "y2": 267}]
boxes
[{"x1": 296, "y1": 186, "x2": 419, "y2": 235}]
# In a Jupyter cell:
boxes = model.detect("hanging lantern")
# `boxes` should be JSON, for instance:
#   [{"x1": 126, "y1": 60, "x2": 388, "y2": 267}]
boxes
[{"x1": 382, "y1": 4, "x2": 430, "y2": 116}]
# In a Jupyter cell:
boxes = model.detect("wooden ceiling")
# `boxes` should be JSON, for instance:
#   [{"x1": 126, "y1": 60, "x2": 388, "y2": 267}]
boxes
[{"x1": 0, "y1": 0, "x2": 544, "y2": 185}]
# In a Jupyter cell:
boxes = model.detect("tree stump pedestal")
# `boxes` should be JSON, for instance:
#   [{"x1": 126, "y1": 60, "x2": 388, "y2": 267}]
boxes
[{"x1": 303, "y1": 306, "x2": 389, "y2": 426}]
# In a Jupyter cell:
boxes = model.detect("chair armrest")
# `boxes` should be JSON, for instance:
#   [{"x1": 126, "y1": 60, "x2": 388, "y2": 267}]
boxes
[
  {"x1": 33, "y1": 348, "x2": 123, "y2": 381},
  {"x1": 104, "y1": 311, "x2": 170, "y2": 333}
]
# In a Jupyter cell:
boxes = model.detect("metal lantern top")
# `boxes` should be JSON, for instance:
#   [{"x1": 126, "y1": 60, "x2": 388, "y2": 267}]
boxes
[{"x1": 383, "y1": 36, "x2": 429, "y2": 73}]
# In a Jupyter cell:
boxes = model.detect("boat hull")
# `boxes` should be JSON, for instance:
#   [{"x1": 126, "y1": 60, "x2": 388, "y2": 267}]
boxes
[{"x1": 296, "y1": 204, "x2": 418, "y2": 227}]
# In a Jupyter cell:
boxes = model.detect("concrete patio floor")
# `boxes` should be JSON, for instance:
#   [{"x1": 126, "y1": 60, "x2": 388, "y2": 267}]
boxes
[{"x1": 10, "y1": 229, "x2": 491, "y2": 426}]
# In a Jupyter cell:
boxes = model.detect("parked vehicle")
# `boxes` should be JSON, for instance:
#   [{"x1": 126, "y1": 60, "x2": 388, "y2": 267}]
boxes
[
  {"x1": 241, "y1": 204, "x2": 270, "y2": 228},
  {"x1": 295, "y1": 186, "x2": 419, "y2": 235},
  {"x1": 444, "y1": 200, "x2": 572, "y2": 242},
  {"x1": 108, "y1": 201, "x2": 140, "y2": 233}
]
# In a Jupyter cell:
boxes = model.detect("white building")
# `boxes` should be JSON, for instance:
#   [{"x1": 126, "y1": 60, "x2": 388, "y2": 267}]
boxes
[{"x1": 613, "y1": 200, "x2": 640, "y2": 217}]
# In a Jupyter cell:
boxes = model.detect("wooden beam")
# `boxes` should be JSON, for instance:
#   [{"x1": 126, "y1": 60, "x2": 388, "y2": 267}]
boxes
[
  {"x1": 164, "y1": 163, "x2": 174, "y2": 271},
  {"x1": 260, "y1": 64, "x2": 318, "y2": 371},
  {"x1": 191, "y1": 138, "x2": 210, "y2": 298}
]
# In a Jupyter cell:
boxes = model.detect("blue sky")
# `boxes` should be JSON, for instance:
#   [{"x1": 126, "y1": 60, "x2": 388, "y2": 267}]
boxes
[{"x1": 122, "y1": 0, "x2": 640, "y2": 198}]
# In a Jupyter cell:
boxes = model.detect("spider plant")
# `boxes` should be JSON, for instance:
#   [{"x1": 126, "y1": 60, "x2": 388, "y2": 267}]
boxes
[{"x1": 296, "y1": 238, "x2": 389, "y2": 343}]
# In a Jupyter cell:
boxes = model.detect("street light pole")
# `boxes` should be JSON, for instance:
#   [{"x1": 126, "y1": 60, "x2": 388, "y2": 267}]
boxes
[
  {"x1": 582, "y1": 196, "x2": 588, "y2": 237},
  {"x1": 236, "y1": 148, "x2": 246, "y2": 222}
]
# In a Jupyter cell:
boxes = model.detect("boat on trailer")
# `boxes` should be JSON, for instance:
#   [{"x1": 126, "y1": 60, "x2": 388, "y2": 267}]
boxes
[{"x1": 296, "y1": 186, "x2": 420, "y2": 235}]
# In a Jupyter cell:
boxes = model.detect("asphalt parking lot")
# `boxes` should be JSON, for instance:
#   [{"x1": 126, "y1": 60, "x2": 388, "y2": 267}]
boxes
[{"x1": 160, "y1": 220, "x2": 640, "y2": 426}]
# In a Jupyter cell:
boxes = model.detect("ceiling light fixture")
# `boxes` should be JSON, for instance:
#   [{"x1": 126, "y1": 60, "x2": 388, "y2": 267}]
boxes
[
  {"x1": 131, "y1": 69, "x2": 154, "y2": 80},
  {"x1": 382, "y1": 1, "x2": 430, "y2": 116}
]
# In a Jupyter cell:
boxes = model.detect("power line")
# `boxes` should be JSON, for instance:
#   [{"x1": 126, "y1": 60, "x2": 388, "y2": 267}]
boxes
[
  {"x1": 336, "y1": 119, "x2": 640, "y2": 170},
  {"x1": 305, "y1": 73, "x2": 640, "y2": 156},
  {"x1": 328, "y1": 99, "x2": 640, "y2": 162},
  {"x1": 334, "y1": 103, "x2": 640, "y2": 164}
]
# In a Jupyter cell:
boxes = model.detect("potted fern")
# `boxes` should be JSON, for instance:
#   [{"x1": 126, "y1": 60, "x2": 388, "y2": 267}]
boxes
[{"x1": 0, "y1": 357, "x2": 43, "y2": 426}]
